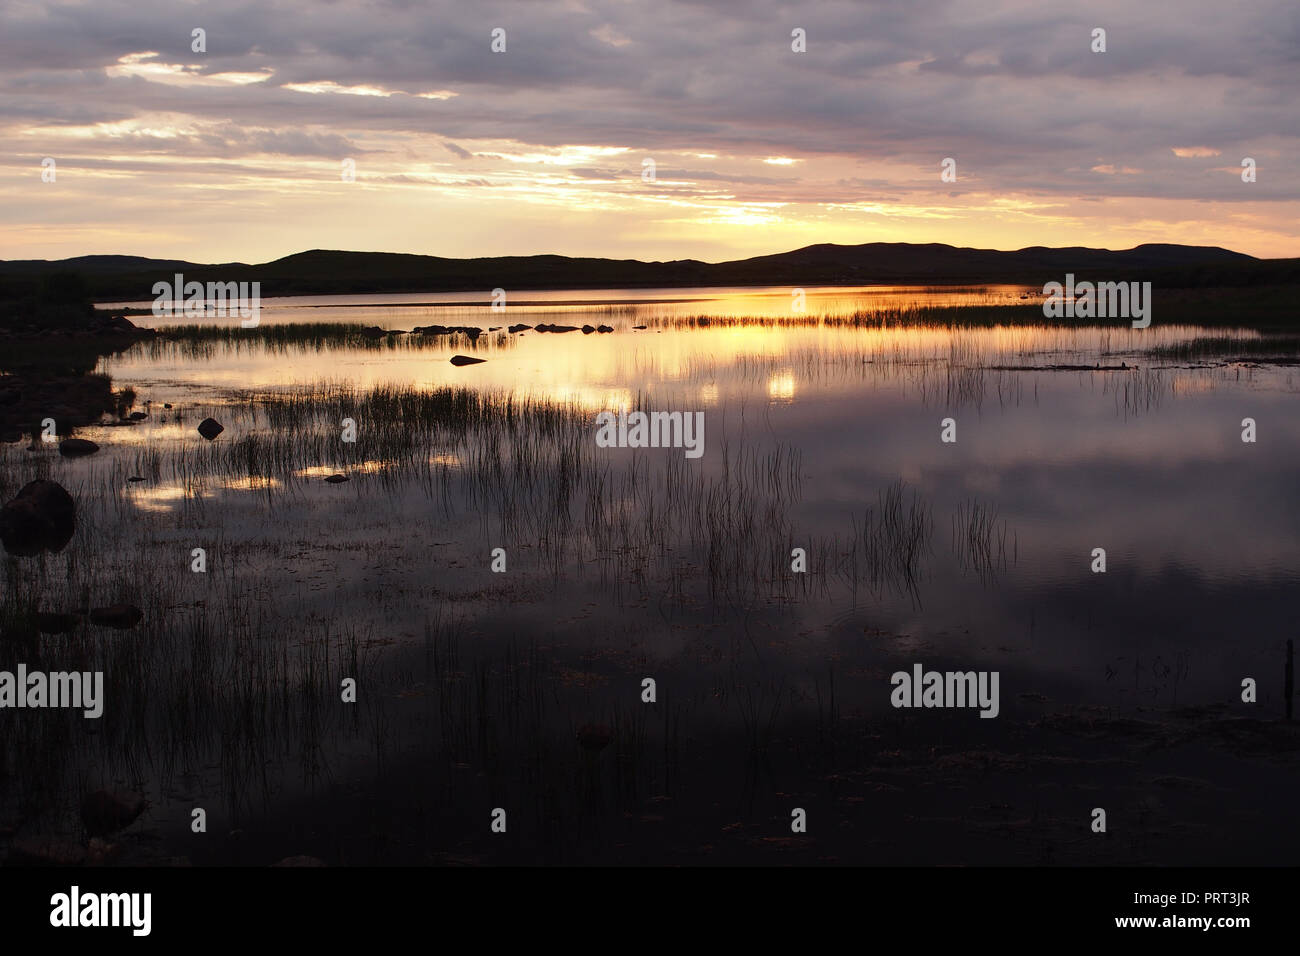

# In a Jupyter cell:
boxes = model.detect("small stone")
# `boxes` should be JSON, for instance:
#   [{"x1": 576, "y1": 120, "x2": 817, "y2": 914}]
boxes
[
  {"x1": 89, "y1": 604, "x2": 143, "y2": 629},
  {"x1": 196, "y1": 418, "x2": 224, "y2": 440},
  {"x1": 58, "y1": 438, "x2": 100, "y2": 458}
]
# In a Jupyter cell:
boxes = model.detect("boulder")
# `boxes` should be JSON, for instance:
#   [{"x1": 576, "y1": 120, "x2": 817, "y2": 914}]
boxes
[
  {"x1": 508, "y1": 324, "x2": 532, "y2": 333},
  {"x1": 0, "y1": 480, "x2": 76, "y2": 556},
  {"x1": 196, "y1": 418, "x2": 224, "y2": 440},
  {"x1": 582, "y1": 325, "x2": 595, "y2": 334},
  {"x1": 89, "y1": 604, "x2": 142, "y2": 629},
  {"x1": 449, "y1": 355, "x2": 485, "y2": 366},
  {"x1": 58, "y1": 438, "x2": 100, "y2": 458},
  {"x1": 81, "y1": 790, "x2": 147, "y2": 837},
  {"x1": 597, "y1": 325, "x2": 614, "y2": 333},
  {"x1": 324, "y1": 474, "x2": 350, "y2": 484}
]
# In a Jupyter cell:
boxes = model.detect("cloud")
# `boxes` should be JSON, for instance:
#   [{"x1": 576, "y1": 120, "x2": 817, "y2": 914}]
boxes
[{"x1": 0, "y1": 0, "x2": 1296, "y2": 260}]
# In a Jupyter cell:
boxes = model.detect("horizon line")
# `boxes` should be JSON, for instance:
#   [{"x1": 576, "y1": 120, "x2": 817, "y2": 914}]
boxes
[{"x1": 3, "y1": 238, "x2": 1284, "y2": 269}]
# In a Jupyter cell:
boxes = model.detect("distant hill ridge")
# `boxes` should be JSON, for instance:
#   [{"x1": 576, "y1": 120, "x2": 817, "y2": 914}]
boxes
[{"x1": 1, "y1": 242, "x2": 1288, "y2": 300}]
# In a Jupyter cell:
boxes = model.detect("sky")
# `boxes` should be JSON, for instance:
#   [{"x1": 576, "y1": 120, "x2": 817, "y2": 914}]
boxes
[{"x1": 2, "y1": 0, "x2": 1297, "y2": 264}]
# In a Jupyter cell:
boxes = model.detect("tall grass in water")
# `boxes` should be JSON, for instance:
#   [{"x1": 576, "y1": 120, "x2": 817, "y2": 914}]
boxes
[
  {"x1": 139, "y1": 323, "x2": 511, "y2": 360},
  {"x1": 951, "y1": 498, "x2": 1015, "y2": 583},
  {"x1": 651, "y1": 303, "x2": 1046, "y2": 330},
  {"x1": 844, "y1": 480, "x2": 933, "y2": 606}
]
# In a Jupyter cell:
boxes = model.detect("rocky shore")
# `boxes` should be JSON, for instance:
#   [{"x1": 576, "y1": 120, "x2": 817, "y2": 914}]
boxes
[{"x1": 0, "y1": 314, "x2": 155, "y2": 443}]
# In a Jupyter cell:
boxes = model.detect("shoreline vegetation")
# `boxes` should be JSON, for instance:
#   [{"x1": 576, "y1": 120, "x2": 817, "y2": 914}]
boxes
[{"x1": 4, "y1": 275, "x2": 1298, "y2": 441}]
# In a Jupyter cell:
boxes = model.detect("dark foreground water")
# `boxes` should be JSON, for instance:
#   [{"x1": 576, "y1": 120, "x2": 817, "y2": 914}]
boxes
[{"x1": 2, "y1": 286, "x2": 1297, "y2": 865}]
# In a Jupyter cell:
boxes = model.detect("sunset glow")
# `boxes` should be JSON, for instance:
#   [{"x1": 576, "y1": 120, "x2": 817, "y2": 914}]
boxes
[{"x1": 1, "y1": 0, "x2": 1294, "y2": 263}]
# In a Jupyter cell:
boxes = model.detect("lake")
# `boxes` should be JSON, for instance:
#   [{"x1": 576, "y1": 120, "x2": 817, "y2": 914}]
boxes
[{"x1": 4, "y1": 284, "x2": 1298, "y2": 865}]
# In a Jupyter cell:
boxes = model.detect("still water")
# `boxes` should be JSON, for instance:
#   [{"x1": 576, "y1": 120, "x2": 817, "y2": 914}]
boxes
[{"x1": 5, "y1": 285, "x2": 1296, "y2": 864}]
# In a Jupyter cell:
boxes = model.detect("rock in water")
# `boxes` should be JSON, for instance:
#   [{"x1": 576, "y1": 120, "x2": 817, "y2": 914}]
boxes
[
  {"x1": 577, "y1": 723, "x2": 613, "y2": 752},
  {"x1": 324, "y1": 474, "x2": 350, "y2": 483},
  {"x1": 81, "y1": 790, "x2": 147, "y2": 837},
  {"x1": 36, "y1": 612, "x2": 79, "y2": 634},
  {"x1": 196, "y1": 418, "x2": 224, "y2": 440},
  {"x1": 89, "y1": 605, "x2": 142, "y2": 629},
  {"x1": 58, "y1": 438, "x2": 100, "y2": 458},
  {"x1": 449, "y1": 355, "x2": 485, "y2": 366},
  {"x1": 0, "y1": 480, "x2": 76, "y2": 556}
]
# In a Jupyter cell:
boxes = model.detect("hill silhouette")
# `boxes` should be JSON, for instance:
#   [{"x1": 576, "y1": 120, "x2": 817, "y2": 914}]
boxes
[{"x1": 2, "y1": 242, "x2": 1287, "y2": 301}]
